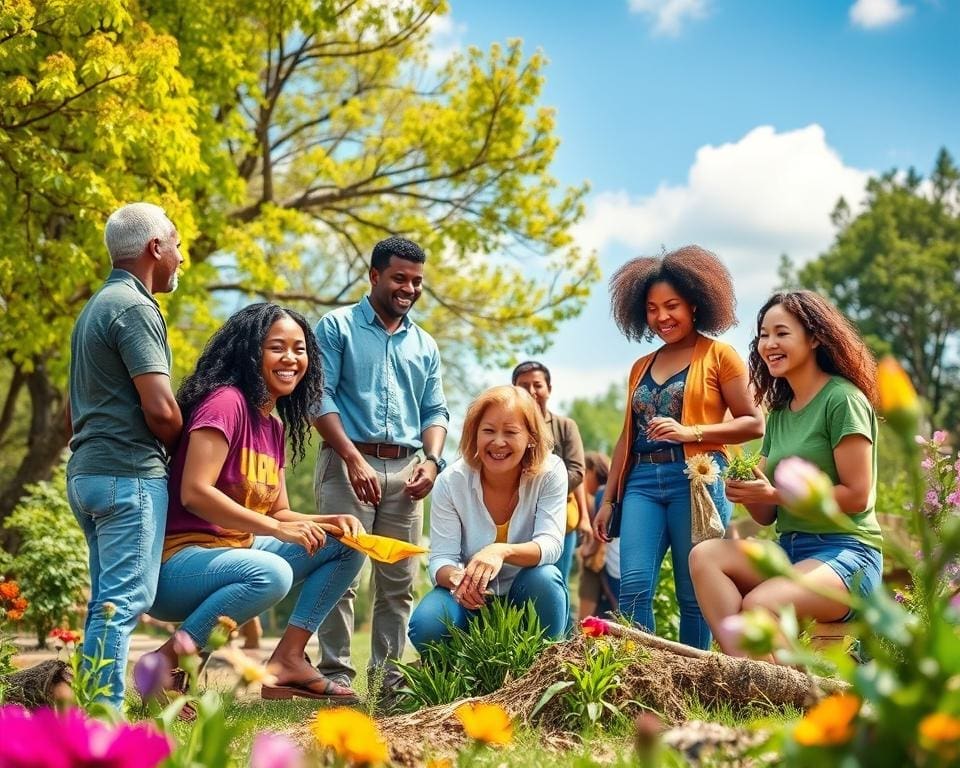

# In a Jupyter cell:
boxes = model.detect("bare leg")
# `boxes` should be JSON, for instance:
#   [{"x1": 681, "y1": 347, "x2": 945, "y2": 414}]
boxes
[
  {"x1": 689, "y1": 539, "x2": 767, "y2": 656},
  {"x1": 742, "y1": 559, "x2": 850, "y2": 622}
]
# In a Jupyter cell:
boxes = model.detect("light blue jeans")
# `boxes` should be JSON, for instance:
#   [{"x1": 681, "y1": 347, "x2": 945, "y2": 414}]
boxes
[
  {"x1": 67, "y1": 474, "x2": 168, "y2": 709},
  {"x1": 618, "y1": 454, "x2": 730, "y2": 650},
  {"x1": 151, "y1": 535, "x2": 364, "y2": 646},
  {"x1": 408, "y1": 564, "x2": 568, "y2": 652}
]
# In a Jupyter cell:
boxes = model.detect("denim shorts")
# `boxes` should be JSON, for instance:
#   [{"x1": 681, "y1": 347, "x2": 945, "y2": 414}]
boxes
[{"x1": 779, "y1": 531, "x2": 883, "y2": 603}]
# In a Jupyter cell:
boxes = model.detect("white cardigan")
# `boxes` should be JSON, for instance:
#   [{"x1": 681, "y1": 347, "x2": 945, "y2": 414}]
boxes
[{"x1": 427, "y1": 454, "x2": 567, "y2": 596}]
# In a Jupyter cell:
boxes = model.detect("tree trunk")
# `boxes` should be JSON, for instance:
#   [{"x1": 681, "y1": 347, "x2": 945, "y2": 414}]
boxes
[{"x1": 0, "y1": 363, "x2": 68, "y2": 550}]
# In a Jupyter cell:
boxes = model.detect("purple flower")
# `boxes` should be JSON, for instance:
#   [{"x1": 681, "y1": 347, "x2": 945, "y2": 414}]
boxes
[
  {"x1": 932, "y1": 430, "x2": 948, "y2": 446},
  {"x1": 947, "y1": 490, "x2": 960, "y2": 507},
  {"x1": 172, "y1": 630, "x2": 198, "y2": 657},
  {"x1": 894, "y1": 590, "x2": 907, "y2": 604},
  {"x1": 134, "y1": 652, "x2": 172, "y2": 699},
  {"x1": 251, "y1": 732, "x2": 304, "y2": 768},
  {"x1": 0, "y1": 705, "x2": 171, "y2": 767}
]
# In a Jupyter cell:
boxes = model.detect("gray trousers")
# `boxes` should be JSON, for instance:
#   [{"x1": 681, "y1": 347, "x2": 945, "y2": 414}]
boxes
[{"x1": 314, "y1": 448, "x2": 422, "y2": 687}]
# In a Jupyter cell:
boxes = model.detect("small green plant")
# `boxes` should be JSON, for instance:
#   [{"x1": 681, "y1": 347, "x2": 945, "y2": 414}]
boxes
[
  {"x1": 65, "y1": 607, "x2": 116, "y2": 715},
  {"x1": 3, "y1": 465, "x2": 88, "y2": 647},
  {"x1": 532, "y1": 638, "x2": 632, "y2": 732},
  {"x1": 397, "y1": 600, "x2": 551, "y2": 710},
  {"x1": 723, "y1": 450, "x2": 762, "y2": 481}
]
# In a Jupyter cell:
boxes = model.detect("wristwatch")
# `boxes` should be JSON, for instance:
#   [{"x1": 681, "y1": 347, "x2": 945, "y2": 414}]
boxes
[{"x1": 423, "y1": 453, "x2": 447, "y2": 472}]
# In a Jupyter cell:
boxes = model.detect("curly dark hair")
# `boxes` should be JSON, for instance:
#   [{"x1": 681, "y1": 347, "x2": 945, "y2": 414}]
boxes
[
  {"x1": 748, "y1": 290, "x2": 878, "y2": 411},
  {"x1": 176, "y1": 303, "x2": 323, "y2": 464},
  {"x1": 609, "y1": 245, "x2": 738, "y2": 341},
  {"x1": 371, "y1": 236, "x2": 425, "y2": 271}
]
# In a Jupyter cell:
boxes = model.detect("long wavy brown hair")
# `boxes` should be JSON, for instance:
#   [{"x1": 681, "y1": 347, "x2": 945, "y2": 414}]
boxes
[
  {"x1": 749, "y1": 290, "x2": 878, "y2": 411},
  {"x1": 609, "y1": 245, "x2": 738, "y2": 342}
]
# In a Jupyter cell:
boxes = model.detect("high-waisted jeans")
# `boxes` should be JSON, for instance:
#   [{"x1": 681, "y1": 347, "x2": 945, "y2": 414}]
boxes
[{"x1": 618, "y1": 454, "x2": 730, "y2": 650}]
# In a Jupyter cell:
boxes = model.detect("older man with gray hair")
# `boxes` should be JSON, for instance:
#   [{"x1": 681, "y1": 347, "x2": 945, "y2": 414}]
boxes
[{"x1": 67, "y1": 202, "x2": 184, "y2": 708}]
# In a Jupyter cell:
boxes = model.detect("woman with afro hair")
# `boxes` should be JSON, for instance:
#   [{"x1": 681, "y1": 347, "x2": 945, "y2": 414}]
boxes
[
  {"x1": 593, "y1": 246, "x2": 764, "y2": 650},
  {"x1": 148, "y1": 303, "x2": 366, "y2": 702}
]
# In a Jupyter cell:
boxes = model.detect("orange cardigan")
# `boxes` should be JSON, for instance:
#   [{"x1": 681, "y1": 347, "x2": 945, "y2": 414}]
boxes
[{"x1": 614, "y1": 334, "x2": 747, "y2": 501}]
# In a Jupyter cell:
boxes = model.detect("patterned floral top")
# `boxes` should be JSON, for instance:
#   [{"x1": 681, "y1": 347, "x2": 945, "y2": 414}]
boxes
[{"x1": 631, "y1": 364, "x2": 688, "y2": 454}]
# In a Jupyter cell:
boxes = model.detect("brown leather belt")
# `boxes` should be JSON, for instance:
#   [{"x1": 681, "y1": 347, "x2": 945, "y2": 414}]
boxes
[
  {"x1": 352, "y1": 442, "x2": 412, "y2": 460},
  {"x1": 633, "y1": 447, "x2": 684, "y2": 465}
]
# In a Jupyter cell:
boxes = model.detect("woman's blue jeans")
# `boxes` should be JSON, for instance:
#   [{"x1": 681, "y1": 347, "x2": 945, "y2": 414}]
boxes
[
  {"x1": 408, "y1": 564, "x2": 568, "y2": 653},
  {"x1": 151, "y1": 536, "x2": 365, "y2": 647},
  {"x1": 68, "y1": 474, "x2": 168, "y2": 709},
  {"x1": 618, "y1": 454, "x2": 730, "y2": 650}
]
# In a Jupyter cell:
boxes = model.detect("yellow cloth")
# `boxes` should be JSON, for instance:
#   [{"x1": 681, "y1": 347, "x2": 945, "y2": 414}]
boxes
[
  {"x1": 339, "y1": 531, "x2": 427, "y2": 564},
  {"x1": 565, "y1": 493, "x2": 580, "y2": 533},
  {"x1": 494, "y1": 521, "x2": 510, "y2": 543}
]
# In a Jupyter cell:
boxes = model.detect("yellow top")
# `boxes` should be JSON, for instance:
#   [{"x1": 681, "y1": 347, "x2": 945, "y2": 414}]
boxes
[{"x1": 494, "y1": 521, "x2": 510, "y2": 543}]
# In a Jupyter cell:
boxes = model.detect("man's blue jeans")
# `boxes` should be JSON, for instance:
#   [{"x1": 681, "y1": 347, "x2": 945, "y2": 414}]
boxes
[
  {"x1": 67, "y1": 474, "x2": 168, "y2": 709},
  {"x1": 151, "y1": 536, "x2": 365, "y2": 647},
  {"x1": 618, "y1": 455, "x2": 730, "y2": 650},
  {"x1": 408, "y1": 564, "x2": 568, "y2": 652}
]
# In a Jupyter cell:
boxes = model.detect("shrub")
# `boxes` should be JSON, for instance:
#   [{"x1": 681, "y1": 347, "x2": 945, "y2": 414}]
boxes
[{"x1": 4, "y1": 465, "x2": 88, "y2": 648}]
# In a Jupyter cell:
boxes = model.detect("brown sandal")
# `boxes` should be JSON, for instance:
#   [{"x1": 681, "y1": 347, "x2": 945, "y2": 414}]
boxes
[{"x1": 261, "y1": 675, "x2": 359, "y2": 704}]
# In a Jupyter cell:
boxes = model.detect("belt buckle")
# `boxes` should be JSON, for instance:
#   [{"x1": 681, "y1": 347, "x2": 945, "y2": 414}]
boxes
[{"x1": 375, "y1": 443, "x2": 390, "y2": 460}]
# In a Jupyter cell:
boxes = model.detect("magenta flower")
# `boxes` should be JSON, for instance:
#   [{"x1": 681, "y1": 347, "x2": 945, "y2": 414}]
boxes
[
  {"x1": 0, "y1": 705, "x2": 171, "y2": 767},
  {"x1": 717, "y1": 614, "x2": 747, "y2": 650},
  {"x1": 134, "y1": 652, "x2": 172, "y2": 698},
  {"x1": 773, "y1": 457, "x2": 837, "y2": 518},
  {"x1": 932, "y1": 430, "x2": 948, "y2": 446},
  {"x1": 251, "y1": 732, "x2": 304, "y2": 768}
]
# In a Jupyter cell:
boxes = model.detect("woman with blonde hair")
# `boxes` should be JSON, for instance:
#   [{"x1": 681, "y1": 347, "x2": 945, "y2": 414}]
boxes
[{"x1": 408, "y1": 385, "x2": 568, "y2": 649}]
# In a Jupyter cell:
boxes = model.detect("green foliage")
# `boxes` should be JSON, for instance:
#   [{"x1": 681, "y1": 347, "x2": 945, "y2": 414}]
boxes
[
  {"x1": 652, "y1": 552, "x2": 680, "y2": 643},
  {"x1": 69, "y1": 631, "x2": 116, "y2": 716},
  {"x1": 398, "y1": 600, "x2": 551, "y2": 710},
  {"x1": 566, "y1": 383, "x2": 625, "y2": 455},
  {"x1": 3, "y1": 466, "x2": 88, "y2": 646},
  {"x1": 533, "y1": 639, "x2": 633, "y2": 733},
  {"x1": 723, "y1": 451, "x2": 762, "y2": 481},
  {"x1": 799, "y1": 149, "x2": 960, "y2": 429}
]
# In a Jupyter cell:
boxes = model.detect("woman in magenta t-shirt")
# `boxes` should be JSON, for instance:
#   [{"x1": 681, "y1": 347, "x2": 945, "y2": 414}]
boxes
[{"x1": 149, "y1": 303, "x2": 365, "y2": 702}]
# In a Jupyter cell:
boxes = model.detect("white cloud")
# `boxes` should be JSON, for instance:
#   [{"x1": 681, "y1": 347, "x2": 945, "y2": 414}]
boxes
[
  {"x1": 573, "y1": 124, "x2": 871, "y2": 300},
  {"x1": 628, "y1": 0, "x2": 710, "y2": 36},
  {"x1": 426, "y1": 12, "x2": 467, "y2": 68},
  {"x1": 849, "y1": 0, "x2": 913, "y2": 29}
]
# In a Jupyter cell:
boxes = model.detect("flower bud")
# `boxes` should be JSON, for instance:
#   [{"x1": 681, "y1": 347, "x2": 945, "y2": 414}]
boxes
[
  {"x1": 172, "y1": 630, "x2": 198, "y2": 658},
  {"x1": 134, "y1": 652, "x2": 172, "y2": 699},
  {"x1": 774, "y1": 457, "x2": 840, "y2": 521},
  {"x1": 877, "y1": 356, "x2": 920, "y2": 440},
  {"x1": 736, "y1": 539, "x2": 794, "y2": 579}
]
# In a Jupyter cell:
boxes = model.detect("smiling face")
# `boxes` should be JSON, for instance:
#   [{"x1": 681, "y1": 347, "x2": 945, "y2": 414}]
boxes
[
  {"x1": 646, "y1": 280, "x2": 696, "y2": 344},
  {"x1": 369, "y1": 255, "x2": 424, "y2": 324},
  {"x1": 513, "y1": 370, "x2": 551, "y2": 416},
  {"x1": 260, "y1": 315, "x2": 308, "y2": 407},
  {"x1": 757, "y1": 303, "x2": 819, "y2": 379},
  {"x1": 476, "y1": 402, "x2": 531, "y2": 477}
]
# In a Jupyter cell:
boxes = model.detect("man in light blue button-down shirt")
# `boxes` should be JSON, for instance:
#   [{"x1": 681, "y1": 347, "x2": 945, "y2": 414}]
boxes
[{"x1": 312, "y1": 237, "x2": 449, "y2": 696}]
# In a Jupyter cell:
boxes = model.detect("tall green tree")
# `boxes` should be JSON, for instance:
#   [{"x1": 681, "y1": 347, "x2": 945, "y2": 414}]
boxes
[
  {"x1": 799, "y1": 148, "x2": 960, "y2": 429},
  {"x1": 0, "y1": 0, "x2": 597, "y2": 526},
  {"x1": 565, "y1": 382, "x2": 625, "y2": 456}
]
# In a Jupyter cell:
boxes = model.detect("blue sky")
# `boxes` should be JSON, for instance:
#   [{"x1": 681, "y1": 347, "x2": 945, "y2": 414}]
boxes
[{"x1": 432, "y1": 0, "x2": 960, "y2": 406}]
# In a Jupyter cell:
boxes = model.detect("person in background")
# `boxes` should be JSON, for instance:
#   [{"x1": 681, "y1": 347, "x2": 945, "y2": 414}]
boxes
[
  {"x1": 690, "y1": 291, "x2": 882, "y2": 657},
  {"x1": 594, "y1": 245, "x2": 764, "y2": 650},
  {"x1": 149, "y1": 304, "x2": 365, "y2": 702},
  {"x1": 408, "y1": 386, "x2": 568, "y2": 650},
  {"x1": 66, "y1": 202, "x2": 184, "y2": 708},
  {"x1": 578, "y1": 452, "x2": 619, "y2": 619},
  {"x1": 512, "y1": 361, "x2": 592, "y2": 612}
]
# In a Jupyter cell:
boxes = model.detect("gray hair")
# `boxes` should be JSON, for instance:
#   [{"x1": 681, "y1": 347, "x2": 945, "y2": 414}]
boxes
[{"x1": 104, "y1": 203, "x2": 174, "y2": 263}]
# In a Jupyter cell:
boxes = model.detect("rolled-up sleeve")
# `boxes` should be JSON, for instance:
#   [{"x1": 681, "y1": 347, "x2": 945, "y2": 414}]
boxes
[
  {"x1": 315, "y1": 316, "x2": 343, "y2": 418},
  {"x1": 427, "y1": 474, "x2": 463, "y2": 584},
  {"x1": 419, "y1": 344, "x2": 449, "y2": 430},
  {"x1": 531, "y1": 459, "x2": 567, "y2": 565}
]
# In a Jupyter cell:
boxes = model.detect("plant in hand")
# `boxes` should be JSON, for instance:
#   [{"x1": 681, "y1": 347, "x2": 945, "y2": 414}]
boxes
[{"x1": 723, "y1": 451, "x2": 762, "y2": 481}]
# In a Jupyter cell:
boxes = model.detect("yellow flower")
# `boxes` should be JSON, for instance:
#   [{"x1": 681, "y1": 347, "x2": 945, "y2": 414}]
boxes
[
  {"x1": 877, "y1": 356, "x2": 919, "y2": 414},
  {"x1": 793, "y1": 693, "x2": 860, "y2": 747},
  {"x1": 454, "y1": 702, "x2": 513, "y2": 746},
  {"x1": 218, "y1": 647, "x2": 278, "y2": 687},
  {"x1": 736, "y1": 539, "x2": 794, "y2": 579},
  {"x1": 208, "y1": 615, "x2": 238, "y2": 649},
  {"x1": 426, "y1": 759, "x2": 453, "y2": 768},
  {"x1": 683, "y1": 453, "x2": 720, "y2": 485},
  {"x1": 312, "y1": 707, "x2": 389, "y2": 765},
  {"x1": 919, "y1": 713, "x2": 960, "y2": 759}
]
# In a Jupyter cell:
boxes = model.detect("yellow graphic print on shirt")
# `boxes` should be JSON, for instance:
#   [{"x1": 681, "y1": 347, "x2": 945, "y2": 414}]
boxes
[{"x1": 229, "y1": 447, "x2": 281, "y2": 514}]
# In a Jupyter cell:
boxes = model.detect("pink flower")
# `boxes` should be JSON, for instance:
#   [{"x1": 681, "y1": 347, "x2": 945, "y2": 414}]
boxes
[
  {"x1": 773, "y1": 457, "x2": 837, "y2": 518},
  {"x1": 251, "y1": 732, "x2": 304, "y2": 768},
  {"x1": 0, "y1": 705, "x2": 171, "y2": 767},
  {"x1": 932, "y1": 430, "x2": 948, "y2": 446},
  {"x1": 581, "y1": 616, "x2": 611, "y2": 637},
  {"x1": 915, "y1": 435, "x2": 928, "y2": 445},
  {"x1": 946, "y1": 490, "x2": 960, "y2": 507},
  {"x1": 718, "y1": 614, "x2": 747, "y2": 650},
  {"x1": 172, "y1": 630, "x2": 198, "y2": 657},
  {"x1": 921, "y1": 458, "x2": 935, "y2": 470}
]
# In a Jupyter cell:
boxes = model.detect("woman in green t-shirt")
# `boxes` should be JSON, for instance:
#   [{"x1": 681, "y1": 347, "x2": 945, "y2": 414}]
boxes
[{"x1": 689, "y1": 290, "x2": 883, "y2": 657}]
